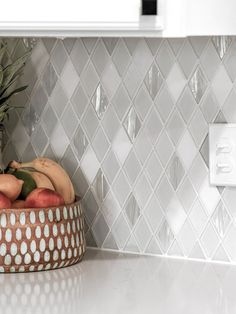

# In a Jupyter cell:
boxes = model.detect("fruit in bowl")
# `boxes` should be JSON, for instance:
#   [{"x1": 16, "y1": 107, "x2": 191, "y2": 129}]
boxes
[{"x1": 0, "y1": 157, "x2": 76, "y2": 209}]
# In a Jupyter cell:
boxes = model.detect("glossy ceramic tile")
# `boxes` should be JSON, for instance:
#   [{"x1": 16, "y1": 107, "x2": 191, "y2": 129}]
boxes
[{"x1": 5, "y1": 36, "x2": 236, "y2": 264}]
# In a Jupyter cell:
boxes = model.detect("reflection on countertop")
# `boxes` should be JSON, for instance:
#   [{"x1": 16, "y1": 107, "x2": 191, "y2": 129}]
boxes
[{"x1": 0, "y1": 248, "x2": 235, "y2": 314}]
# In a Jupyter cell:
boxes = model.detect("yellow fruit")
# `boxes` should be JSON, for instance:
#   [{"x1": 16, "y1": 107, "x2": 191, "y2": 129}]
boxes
[
  {"x1": 10, "y1": 158, "x2": 75, "y2": 204},
  {"x1": 30, "y1": 171, "x2": 55, "y2": 191}
]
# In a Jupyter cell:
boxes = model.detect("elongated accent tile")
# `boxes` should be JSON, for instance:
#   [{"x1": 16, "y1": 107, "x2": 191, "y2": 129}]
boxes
[
  {"x1": 189, "y1": 66, "x2": 207, "y2": 104},
  {"x1": 123, "y1": 107, "x2": 141, "y2": 143}
]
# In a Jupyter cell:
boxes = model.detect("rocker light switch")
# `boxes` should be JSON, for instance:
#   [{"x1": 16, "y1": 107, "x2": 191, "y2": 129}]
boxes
[{"x1": 209, "y1": 124, "x2": 236, "y2": 186}]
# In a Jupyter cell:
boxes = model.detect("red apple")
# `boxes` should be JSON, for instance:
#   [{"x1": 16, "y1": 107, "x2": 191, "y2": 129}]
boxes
[
  {"x1": 26, "y1": 188, "x2": 65, "y2": 208},
  {"x1": 0, "y1": 192, "x2": 12, "y2": 209}
]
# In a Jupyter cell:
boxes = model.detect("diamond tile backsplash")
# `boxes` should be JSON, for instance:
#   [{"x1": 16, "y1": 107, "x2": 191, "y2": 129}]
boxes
[{"x1": 4, "y1": 36, "x2": 236, "y2": 264}]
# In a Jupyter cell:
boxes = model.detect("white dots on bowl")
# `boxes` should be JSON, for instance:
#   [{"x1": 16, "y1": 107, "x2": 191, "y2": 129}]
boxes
[
  {"x1": 30, "y1": 211, "x2": 36, "y2": 224},
  {"x1": 20, "y1": 212, "x2": 26, "y2": 225},
  {"x1": 79, "y1": 247, "x2": 82, "y2": 256},
  {"x1": 43, "y1": 224, "x2": 50, "y2": 238},
  {"x1": 20, "y1": 242, "x2": 27, "y2": 255},
  {"x1": 57, "y1": 237, "x2": 62, "y2": 250},
  {"x1": 19, "y1": 266, "x2": 25, "y2": 272},
  {"x1": 10, "y1": 213, "x2": 16, "y2": 226},
  {"x1": 34, "y1": 251, "x2": 40, "y2": 263},
  {"x1": 74, "y1": 206, "x2": 77, "y2": 217},
  {"x1": 16, "y1": 228, "x2": 22, "y2": 241},
  {"x1": 76, "y1": 234, "x2": 79, "y2": 247},
  {"x1": 61, "y1": 250, "x2": 66, "y2": 260},
  {"x1": 38, "y1": 264, "x2": 44, "y2": 271},
  {"x1": 10, "y1": 266, "x2": 16, "y2": 272},
  {"x1": 67, "y1": 222, "x2": 71, "y2": 234},
  {"x1": 67, "y1": 249, "x2": 72, "y2": 259},
  {"x1": 77, "y1": 219, "x2": 80, "y2": 231},
  {"x1": 53, "y1": 262, "x2": 58, "y2": 269},
  {"x1": 45, "y1": 263, "x2": 51, "y2": 270},
  {"x1": 71, "y1": 236, "x2": 75, "y2": 248},
  {"x1": 49, "y1": 238, "x2": 54, "y2": 251},
  {"x1": 39, "y1": 210, "x2": 45, "y2": 224},
  {"x1": 52, "y1": 225, "x2": 58, "y2": 237},
  {"x1": 48, "y1": 209, "x2": 53, "y2": 222},
  {"x1": 10, "y1": 243, "x2": 17, "y2": 256},
  {"x1": 64, "y1": 236, "x2": 69, "y2": 248},
  {"x1": 73, "y1": 248, "x2": 77, "y2": 258},
  {"x1": 30, "y1": 240, "x2": 36, "y2": 253},
  {"x1": 69, "y1": 207, "x2": 73, "y2": 219},
  {"x1": 39, "y1": 239, "x2": 46, "y2": 252},
  {"x1": 60, "y1": 224, "x2": 65, "y2": 235},
  {"x1": 0, "y1": 266, "x2": 4, "y2": 272},
  {"x1": 0, "y1": 213, "x2": 7, "y2": 227},
  {"x1": 26, "y1": 227, "x2": 31, "y2": 240},
  {"x1": 24, "y1": 253, "x2": 31, "y2": 264},
  {"x1": 0, "y1": 243, "x2": 6, "y2": 256},
  {"x1": 72, "y1": 221, "x2": 76, "y2": 233},
  {"x1": 53, "y1": 250, "x2": 59, "y2": 261},
  {"x1": 15, "y1": 254, "x2": 22, "y2": 265},
  {"x1": 56, "y1": 208, "x2": 60, "y2": 221},
  {"x1": 35, "y1": 226, "x2": 41, "y2": 238},
  {"x1": 63, "y1": 207, "x2": 68, "y2": 220},
  {"x1": 29, "y1": 265, "x2": 35, "y2": 272},
  {"x1": 44, "y1": 251, "x2": 50, "y2": 262},
  {"x1": 5, "y1": 229, "x2": 12, "y2": 242},
  {"x1": 4, "y1": 254, "x2": 11, "y2": 265}
]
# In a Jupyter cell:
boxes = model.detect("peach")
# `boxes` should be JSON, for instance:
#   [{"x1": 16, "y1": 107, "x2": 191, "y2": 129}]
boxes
[
  {"x1": 0, "y1": 192, "x2": 12, "y2": 209},
  {"x1": 26, "y1": 188, "x2": 65, "y2": 208}
]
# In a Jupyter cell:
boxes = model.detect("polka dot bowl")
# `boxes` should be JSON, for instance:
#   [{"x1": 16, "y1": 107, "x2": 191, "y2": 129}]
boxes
[{"x1": 0, "y1": 198, "x2": 86, "y2": 272}]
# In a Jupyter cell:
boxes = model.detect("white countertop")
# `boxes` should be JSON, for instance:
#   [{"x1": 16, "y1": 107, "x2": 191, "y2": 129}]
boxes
[{"x1": 0, "y1": 248, "x2": 235, "y2": 314}]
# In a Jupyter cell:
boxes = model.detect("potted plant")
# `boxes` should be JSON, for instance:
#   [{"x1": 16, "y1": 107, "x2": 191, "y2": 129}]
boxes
[{"x1": 0, "y1": 43, "x2": 31, "y2": 165}]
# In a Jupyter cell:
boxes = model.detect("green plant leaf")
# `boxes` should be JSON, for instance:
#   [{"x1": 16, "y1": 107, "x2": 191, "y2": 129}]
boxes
[
  {"x1": 0, "y1": 85, "x2": 27, "y2": 106},
  {"x1": 0, "y1": 66, "x2": 3, "y2": 88},
  {"x1": 1, "y1": 50, "x2": 31, "y2": 90},
  {"x1": 0, "y1": 73, "x2": 23, "y2": 98},
  {"x1": 0, "y1": 45, "x2": 7, "y2": 65}
]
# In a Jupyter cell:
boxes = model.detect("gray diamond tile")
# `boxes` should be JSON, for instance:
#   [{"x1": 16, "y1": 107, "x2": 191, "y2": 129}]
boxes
[
  {"x1": 212, "y1": 36, "x2": 232, "y2": 60},
  {"x1": 92, "y1": 127, "x2": 110, "y2": 162},
  {"x1": 112, "y1": 213, "x2": 130, "y2": 249},
  {"x1": 102, "y1": 191, "x2": 121, "y2": 228},
  {"x1": 200, "y1": 91, "x2": 219, "y2": 123},
  {"x1": 61, "y1": 59, "x2": 79, "y2": 99},
  {"x1": 82, "y1": 38, "x2": 97, "y2": 55},
  {"x1": 70, "y1": 39, "x2": 89, "y2": 75},
  {"x1": 92, "y1": 40, "x2": 110, "y2": 75},
  {"x1": 189, "y1": 37, "x2": 209, "y2": 57},
  {"x1": 103, "y1": 38, "x2": 118, "y2": 55},
  {"x1": 166, "y1": 110, "x2": 185, "y2": 146},
  {"x1": 82, "y1": 106, "x2": 99, "y2": 140},
  {"x1": 124, "y1": 38, "x2": 139, "y2": 55},
  {"x1": 112, "y1": 170, "x2": 131, "y2": 207},
  {"x1": 101, "y1": 106, "x2": 119, "y2": 142},
  {"x1": 134, "y1": 84, "x2": 152, "y2": 121},
  {"x1": 212, "y1": 65, "x2": 232, "y2": 105},
  {"x1": 81, "y1": 62, "x2": 99, "y2": 98},
  {"x1": 134, "y1": 217, "x2": 152, "y2": 251},
  {"x1": 132, "y1": 39, "x2": 153, "y2": 78},
  {"x1": 166, "y1": 154, "x2": 185, "y2": 190},
  {"x1": 123, "y1": 149, "x2": 141, "y2": 185},
  {"x1": 101, "y1": 61, "x2": 121, "y2": 99},
  {"x1": 71, "y1": 84, "x2": 88, "y2": 120},
  {"x1": 155, "y1": 130, "x2": 174, "y2": 167},
  {"x1": 157, "y1": 220, "x2": 174, "y2": 253},
  {"x1": 124, "y1": 194, "x2": 141, "y2": 228},
  {"x1": 72, "y1": 167, "x2": 89, "y2": 198},
  {"x1": 134, "y1": 172, "x2": 152, "y2": 209},
  {"x1": 156, "y1": 175, "x2": 174, "y2": 209},
  {"x1": 11, "y1": 120, "x2": 30, "y2": 158},
  {"x1": 146, "y1": 38, "x2": 163, "y2": 55},
  {"x1": 61, "y1": 145, "x2": 79, "y2": 178},
  {"x1": 82, "y1": 189, "x2": 99, "y2": 224},
  {"x1": 92, "y1": 169, "x2": 109, "y2": 203},
  {"x1": 156, "y1": 41, "x2": 174, "y2": 78},
  {"x1": 31, "y1": 83, "x2": 48, "y2": 116},
  {"x1": 212, "y1": 201, "x2": 231, "y2": 238},
  {"x1": 222, "y1": 89, "x2": 236, "y2": 123},
  {"x1": 124, "y1": 62, "x2": 143, "y2": 98},
  {"x1": 112, "y1": 39, "x2": 131, "y2": 77},
  {"x1": 155, "y1": 86, "x2": 174, "y2": 123},
  {"x1": 50, "y1": 81, "x2": 68, "y2": 118},
  {"x1": 73, "y1": 125, "x2": 88, "y2": 160},
  {"x1": 168, "y1": 38, "x2": 185, "y2": 56},
  {"x1": 51, "y1": 40, "x2": 68, "y2": 75},
  {"x1": 63, "y1": 38, "x2": 76, "y2": 54},
  {"x1": 144, "y1": 194, "x2": 164, "y2": 232},
  {"x1": 112, "y1": 83, "x2": 130, "y2": 121},
  {"x1": 91, "y1": 84, "x2": 109, "y2": 119},
  {"x1": 21, "y1": 142, "x2": 37, "y2": 162},
  {"x1": 189, "y1": 109, "x2": 208, "y2": 147},
  {"x1": 178, "y1": 40, "x2": 197, "y2": 78},
  {"x1": 42, "y1": 103, "x2": 58, "y2": 137},
  {"x1": 177, "y1": 176, "x2": 196, "y2": 213},
  {"x1": 31, "y1": 125, "x2": 48, "y2": 156},
  {"x1": 145, "y1": 151, "x2": 163, "y2": 188},
  {"x1": 92, "y1": 213, "x2": 109, "y2": 247},
  {"x1": 42, "y1": 62, "x2": 57, "y2": 97},
  {"x1": 166, "y1": 196, "x2": 187, "y2": 235},
  {"x1": 102, "y1": 149, "x2": 120, "y2": 184},
  {"x1": 21, "y1": 104, "x2": 40, "y2": 137},
  {"x1": 145, "y1": 108, "x2": 163, "y2": 144},
  {"x1": 189, "y1": 66, "x2": 208, "y2": 104},
  {"x1": 61, "y1": 104, "x2": 78, "y2": 138},
  {"x1": 123, "y1": 107, "x2": 141, "y2": 143},
  {"x1": 145, "y1": 63, "x2": 164, "y2": 101},
  {"x1": 50, "y1": 122, "x2": 69, "y2": 158},
  {"x1": 200, "y1": 41, "x2": 220, "y2": 80},
  {"x1": 177, "y1": 87, "x2": 196, "y2": 124},
  {"x1": 199, "y1": 135, "x2": 209, "y2": 167}
]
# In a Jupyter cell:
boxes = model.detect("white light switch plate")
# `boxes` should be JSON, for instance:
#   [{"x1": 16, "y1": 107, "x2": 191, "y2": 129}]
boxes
[{"x1": 209, "y1": 123, "x2": 236, "y2": 186}]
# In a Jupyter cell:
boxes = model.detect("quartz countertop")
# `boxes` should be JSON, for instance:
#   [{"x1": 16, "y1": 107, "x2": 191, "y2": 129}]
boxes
[{"x1": 0, "y1": 248, "x2": 235, "y2": 314}]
